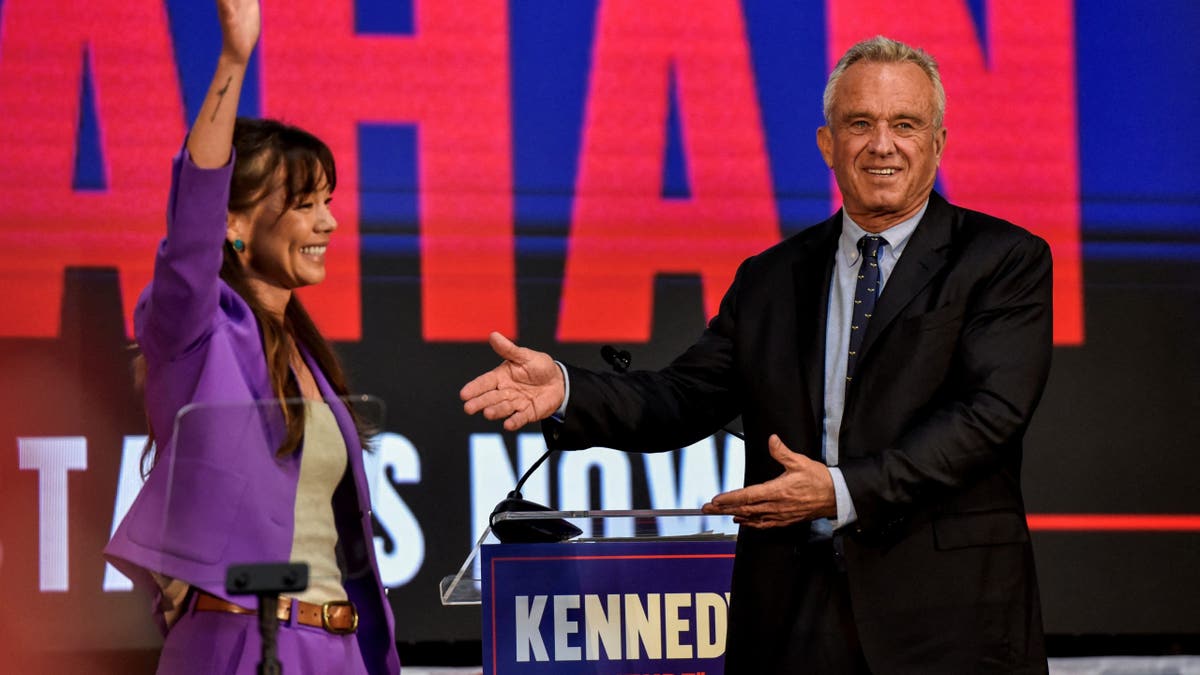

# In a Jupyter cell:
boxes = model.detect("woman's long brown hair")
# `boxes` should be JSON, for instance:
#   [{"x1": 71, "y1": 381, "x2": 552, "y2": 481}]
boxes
[{"x1": 137, "y1": 118, "x2": 362, "y2": 474}]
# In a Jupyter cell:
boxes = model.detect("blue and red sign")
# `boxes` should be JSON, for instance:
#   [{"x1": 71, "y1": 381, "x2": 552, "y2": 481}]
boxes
[{"x1": 483, "y1": 541, "x2": 736, "y2": 675}]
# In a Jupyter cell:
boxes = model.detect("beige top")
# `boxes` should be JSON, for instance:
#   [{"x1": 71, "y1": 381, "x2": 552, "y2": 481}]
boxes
[{"x1": 287, "y1": 400, "x2": 349, "y2": 604}]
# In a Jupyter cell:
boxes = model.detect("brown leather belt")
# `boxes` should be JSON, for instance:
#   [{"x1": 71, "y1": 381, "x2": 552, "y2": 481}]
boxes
[{"x1": 194, "y1": 590, "x2": 358, "y2": 634}]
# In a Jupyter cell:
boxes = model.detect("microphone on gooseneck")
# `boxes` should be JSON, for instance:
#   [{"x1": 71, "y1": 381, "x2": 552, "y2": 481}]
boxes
[
  {"x1": 508, "y1": 345, "x2": 629, "y2": 498},
  {"x1": 488, "y1": 345, "x2": 632, "y2": 543}
]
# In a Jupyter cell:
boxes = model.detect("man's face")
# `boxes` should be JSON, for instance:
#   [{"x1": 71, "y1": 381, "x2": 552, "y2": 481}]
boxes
[{"x1": 817, "y1": 61, "x2": 946, "y2": 232}]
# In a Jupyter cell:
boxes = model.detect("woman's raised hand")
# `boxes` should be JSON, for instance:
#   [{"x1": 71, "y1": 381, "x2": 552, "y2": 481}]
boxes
[
  {"x1": 216, "y1": 0, "x2": 261, "y2": 66},
  {"x1": 187, "y1": 0, "x2": 258, "y2": 167}
]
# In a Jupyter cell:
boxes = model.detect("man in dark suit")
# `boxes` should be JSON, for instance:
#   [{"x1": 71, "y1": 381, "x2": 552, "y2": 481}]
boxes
[{"x1": 461, "y1": 35, "x2": 1051, "y2": 674}]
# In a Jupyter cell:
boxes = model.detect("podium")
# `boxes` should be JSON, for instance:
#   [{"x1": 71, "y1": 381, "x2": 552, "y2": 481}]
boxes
[{"x1": 441, "y1": 509, "x2": 738, "y2": 675}]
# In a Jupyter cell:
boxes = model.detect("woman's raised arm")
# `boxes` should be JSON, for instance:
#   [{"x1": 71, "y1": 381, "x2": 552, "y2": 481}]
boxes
[{"x1": 187, "y1": 0, "x2": 260, "y2": 168}]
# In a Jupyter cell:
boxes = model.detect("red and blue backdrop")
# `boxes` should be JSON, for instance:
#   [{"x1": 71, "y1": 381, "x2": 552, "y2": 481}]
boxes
[{"x1": 0, "y1": 0, "x2": 1197, "y2": 659}]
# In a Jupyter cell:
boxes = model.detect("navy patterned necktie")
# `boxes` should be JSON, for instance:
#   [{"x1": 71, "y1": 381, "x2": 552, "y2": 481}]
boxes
[{"x1": 846, "y1": 235, "x2": 887, "y2": 382}]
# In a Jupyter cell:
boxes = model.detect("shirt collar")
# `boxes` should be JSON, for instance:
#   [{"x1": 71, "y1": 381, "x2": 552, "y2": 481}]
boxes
[{"x1": 837, "y1": 199, "x2": 929, "y2": 266}]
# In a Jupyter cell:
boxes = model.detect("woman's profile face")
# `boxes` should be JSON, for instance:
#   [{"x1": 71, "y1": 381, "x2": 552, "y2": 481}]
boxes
[{"x1": 237, "y1": 166, "x2": 337, "y2": 291}]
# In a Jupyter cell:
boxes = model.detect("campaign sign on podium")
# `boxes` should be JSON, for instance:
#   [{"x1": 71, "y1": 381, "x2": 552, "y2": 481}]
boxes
[{"x1": 481, "y1": 535, "x2": 736, "y2": 675}]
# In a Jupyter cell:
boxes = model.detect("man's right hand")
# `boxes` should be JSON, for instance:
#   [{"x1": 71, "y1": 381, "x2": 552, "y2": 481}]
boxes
[{"x1": 460, "y1": 332, "x2": 565, "y2": 431}]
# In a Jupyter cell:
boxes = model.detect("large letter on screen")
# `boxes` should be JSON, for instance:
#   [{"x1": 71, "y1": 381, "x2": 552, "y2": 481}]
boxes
[
  {"x1": 558, "y1": 0, "x2": 780, "y2": 342},
  {"x1": 262, "y1": 1, "x2": 515, "y2": 341},
  {"x1": 0, "y1": 0, "x2": 185, "y2": 337}
]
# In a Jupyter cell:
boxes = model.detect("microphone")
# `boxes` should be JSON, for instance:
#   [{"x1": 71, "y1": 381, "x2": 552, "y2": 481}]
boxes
[
  {"x1": 600, "y1": 345, "x2": 632, "y2": 373},
  {"x1": 490, "y1": 447, "x2": 581, "y2": 544},
  {"x1": 490, "y1": 345, "x2": 631, "y2": 543}
]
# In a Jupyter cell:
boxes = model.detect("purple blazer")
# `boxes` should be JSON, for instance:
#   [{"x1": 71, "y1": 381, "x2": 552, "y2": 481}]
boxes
[{"x1": 104, "y1": 148, "x2": 400, "y2": 675}]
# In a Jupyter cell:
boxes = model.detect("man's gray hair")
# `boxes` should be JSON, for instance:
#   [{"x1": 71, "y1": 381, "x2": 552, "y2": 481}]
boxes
[{"x1": 822, "y1": 36, "x2": 946, "y2": 127}]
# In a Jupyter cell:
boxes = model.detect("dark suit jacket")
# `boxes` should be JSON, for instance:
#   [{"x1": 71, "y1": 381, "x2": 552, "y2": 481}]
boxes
[{"x1": 546, "y1": 192, "x2": 1052, "y2": 674}]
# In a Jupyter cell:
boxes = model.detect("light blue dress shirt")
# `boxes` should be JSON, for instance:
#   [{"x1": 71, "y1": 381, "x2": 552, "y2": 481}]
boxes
[{"x1": 820, "y1": 202, "x2": 927, "y2": 534}]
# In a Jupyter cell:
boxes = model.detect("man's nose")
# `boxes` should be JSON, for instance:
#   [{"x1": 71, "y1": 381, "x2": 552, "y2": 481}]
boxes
[{"x1": 866, "y1": 124, "x2": 896, "y2": 154}]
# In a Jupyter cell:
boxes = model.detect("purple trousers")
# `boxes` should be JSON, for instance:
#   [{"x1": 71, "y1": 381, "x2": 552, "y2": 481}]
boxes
[{"x1": 157, "y1": 597, "x2": 369, "y2": 674}]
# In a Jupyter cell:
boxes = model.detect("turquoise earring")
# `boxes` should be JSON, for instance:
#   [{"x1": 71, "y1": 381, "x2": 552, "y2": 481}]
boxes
[{"x1": 233, "y1": 239, "x2": 245, "y2": 253}]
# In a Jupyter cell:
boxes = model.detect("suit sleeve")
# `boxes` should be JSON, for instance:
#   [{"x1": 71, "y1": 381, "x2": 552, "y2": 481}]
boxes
[
  {"x1": 838, "y1": 232, "x2": 1053, "y2": 530},
  {"x1": 136, "y1": 146, "x2": 235, "y2": 362},
  {"x1": 543, "y1": 260, "x2": 747, "y2": 452}
]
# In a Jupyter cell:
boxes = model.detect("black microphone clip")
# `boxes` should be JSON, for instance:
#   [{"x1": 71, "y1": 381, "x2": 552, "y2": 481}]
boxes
[{"x1": 600, "y1": 345, "x2": 632, "y2": 373}]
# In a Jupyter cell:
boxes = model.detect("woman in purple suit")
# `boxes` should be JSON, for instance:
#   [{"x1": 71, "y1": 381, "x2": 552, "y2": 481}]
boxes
[{"x1": 104, "y1": 1, "x2": 400, "y2": 673}]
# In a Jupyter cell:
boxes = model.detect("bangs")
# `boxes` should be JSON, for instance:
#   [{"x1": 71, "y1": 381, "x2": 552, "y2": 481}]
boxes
[
  {"x1": 229, "y1": 118, "x2": 337, "y2": 214},
  {"x1": 279, "y1": 134, "x2": 337, "y2": 208}
]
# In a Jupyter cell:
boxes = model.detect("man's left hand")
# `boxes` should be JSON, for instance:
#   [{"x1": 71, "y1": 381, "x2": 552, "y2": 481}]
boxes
[{"x1": 701, "y1": 434, "x2": 837, "y2": 528}]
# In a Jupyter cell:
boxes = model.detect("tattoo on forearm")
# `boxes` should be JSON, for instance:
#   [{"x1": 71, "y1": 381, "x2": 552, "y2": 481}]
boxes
[{"x1": 210, "y1": 76, "x2": 233, "y2": 122}]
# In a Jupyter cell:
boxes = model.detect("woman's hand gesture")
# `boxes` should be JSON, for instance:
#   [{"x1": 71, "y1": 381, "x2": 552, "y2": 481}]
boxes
[
  {"x1": 216, "y1": 0, "x2": 261, "y2": 66},
  {"x1": 188, "y1": 0, "x2": 258, "y2": 167}
]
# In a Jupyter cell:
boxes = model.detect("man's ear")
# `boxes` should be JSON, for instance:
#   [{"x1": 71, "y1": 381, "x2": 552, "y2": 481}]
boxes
[{"x1": 816, "y1": 126, "x2": 834, "y2": 168}]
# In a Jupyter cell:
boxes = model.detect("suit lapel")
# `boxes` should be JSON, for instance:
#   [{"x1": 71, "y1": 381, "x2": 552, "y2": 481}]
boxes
[
  {"x1": 791, "y1": 216, "x2": 840, "y2": 444},
  {"x1": 858, "y1": 193, "x2": 955, "y2": 360}
]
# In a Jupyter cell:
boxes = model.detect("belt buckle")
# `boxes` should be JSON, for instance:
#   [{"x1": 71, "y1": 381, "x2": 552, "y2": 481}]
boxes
[{"x1": 321, "y1": 600, "x2": 358, "y2": 635}]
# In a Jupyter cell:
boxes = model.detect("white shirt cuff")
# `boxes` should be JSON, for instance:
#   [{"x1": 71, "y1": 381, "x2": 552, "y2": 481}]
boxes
[
  {"x1": 827, "y1": 466, "x2": 858, "y2": 529},
  {"x1": 551, "y1": 361, "x2": 570, "y2": 421}
]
